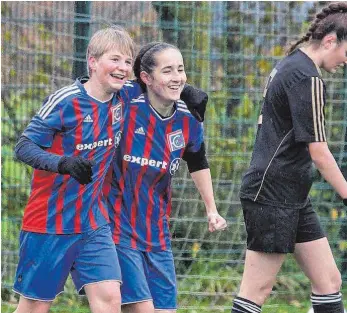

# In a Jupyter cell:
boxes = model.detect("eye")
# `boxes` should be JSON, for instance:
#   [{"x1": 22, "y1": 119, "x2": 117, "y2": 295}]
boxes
[
  {"x1": 126, "y1": 60, "x2": 132, "y2": 65},
  {"x1": 178, "y1": 69, "x2": 185, "y2": 73},
  {"x1": 112, "y1": 58, "x2": 119, "y2": 62}
]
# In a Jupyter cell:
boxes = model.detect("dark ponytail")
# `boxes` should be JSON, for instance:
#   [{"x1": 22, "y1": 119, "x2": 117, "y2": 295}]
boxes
[
  {"x1": 287, "y1": 2, "x2": 347, "y2": 54},
  {"x1": 133, "y1": 42, "x2": 179, "y2": 91}
]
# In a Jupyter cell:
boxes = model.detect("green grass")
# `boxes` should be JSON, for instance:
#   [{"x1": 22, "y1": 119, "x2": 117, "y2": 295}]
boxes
[{"x1": 2, "y1": 299, "x2": 347, "y2": 313}]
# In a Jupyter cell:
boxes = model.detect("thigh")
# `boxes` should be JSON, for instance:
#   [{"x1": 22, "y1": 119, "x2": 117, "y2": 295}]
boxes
[
  {"x1": 146, "y1": 250, "x2": 177, "y2": 310},
  {"x1": 294, "y1": 237, "x2": 341, "y2": 294},
  {"x1": 116, "y1": 245, "x2": 152, "y2": 305},
  {"x1": 296, "y1": 202, "x2": 325, "y2": 243},
  {"x1": 13, "y1": 231, "x2": 78, "y2": 301},
  {"x1": 241, "y1": 199, "x2": 299, "y2": 253},
  {"x1": 71, "y1": 225, "x2": 122, "y2": 295}
]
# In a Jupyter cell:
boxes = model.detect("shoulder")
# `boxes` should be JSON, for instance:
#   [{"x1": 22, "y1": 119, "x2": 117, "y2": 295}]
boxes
[
  {"x1": 128, "y1": 93, "x2": 147, "y2": 111},
  {"x1": 123, "y1": 80, "x2": 138, "y2": 89},
  {"x1": 276, "y1": 50, "x2": 322, "y2": 88},
  {"x1": 176, "y1": 100, "x2": 194, "y2": 118},
  {"x1": 130, "y1": 93, "x2": 146, "y2": 104},
  {"x1": 38, "y1": 82, "x2": 82, "y2": 119},
  {"x1": 175, "y1": 100, "x2": 202, "y2": 130},
  {"x1": 120, "y1": 80, "x2": 144, "y2": 100}
]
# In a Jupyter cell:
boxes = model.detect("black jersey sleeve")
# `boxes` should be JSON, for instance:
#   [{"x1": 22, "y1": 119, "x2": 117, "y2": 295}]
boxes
[
  {"x1": 182, "y1": 142, "x2": 209, "y2": 173},
  {"x1": 287, "y1": 76, "x2": 326, "y2": 143}
]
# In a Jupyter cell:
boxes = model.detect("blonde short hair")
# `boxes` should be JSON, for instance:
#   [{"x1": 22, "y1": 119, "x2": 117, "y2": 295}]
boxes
[{"x1": 86, "y1": 25, "x2": 135, "y2": 76}]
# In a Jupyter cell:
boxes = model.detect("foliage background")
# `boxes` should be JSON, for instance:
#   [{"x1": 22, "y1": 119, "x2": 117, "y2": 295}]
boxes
[{"x1": 2, "y1": 1, "x2": 347, "y2": 312}]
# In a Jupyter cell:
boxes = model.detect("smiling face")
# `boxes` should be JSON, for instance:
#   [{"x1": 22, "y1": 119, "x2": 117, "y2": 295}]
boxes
[
  {"x1": 88, "y1": 48, "x2": 133, "y2": 94},
  {"x1": 141, "y1": 48, "x2": 187, "y2": 107}
]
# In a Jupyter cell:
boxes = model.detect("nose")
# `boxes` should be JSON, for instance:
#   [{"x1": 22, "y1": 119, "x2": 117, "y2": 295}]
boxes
[
  {"x1": 118, "y1": 60, "x2": 129, "y2": 72},
  {"x1": 171, "y1": 70, "x2": 182, "y2": 82}
]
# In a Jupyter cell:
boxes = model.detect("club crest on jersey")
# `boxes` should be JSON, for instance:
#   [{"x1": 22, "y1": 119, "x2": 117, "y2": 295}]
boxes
[
  {"x1": 169, "y1": 158, "x2": 181, "y2": 175},
  {"x1": 111, "y1": 103, "x2": 122, "y2": 124},
  {"x1": 167, "y1": 130, "x2": 185, "y2": 152}
]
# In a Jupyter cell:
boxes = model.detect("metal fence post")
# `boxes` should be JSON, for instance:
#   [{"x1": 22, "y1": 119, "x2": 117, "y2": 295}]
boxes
[{"x1": 73, "y1": 1, "x2": 91, "y2": 79}]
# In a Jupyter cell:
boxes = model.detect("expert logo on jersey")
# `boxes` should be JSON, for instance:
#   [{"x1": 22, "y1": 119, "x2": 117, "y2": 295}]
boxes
[{"x1": 76, "y1": 131, "x2": 122, "y2": 151}]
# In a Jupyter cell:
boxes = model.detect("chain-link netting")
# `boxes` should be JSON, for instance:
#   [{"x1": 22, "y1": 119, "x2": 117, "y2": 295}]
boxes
[{"x1": 2, "y1": 2, "x2": 347, "y2": 312}]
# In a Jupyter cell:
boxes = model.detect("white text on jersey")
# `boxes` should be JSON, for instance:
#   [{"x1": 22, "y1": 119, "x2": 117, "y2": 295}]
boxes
[
  {"x1": 76, "y1": 132, "x2": 122, "y2": 151},
  {"x1": 123, "y1": 154, "x2": 168, "y2": 169},
  {"x1": 76, "y1": 138, "x2": 113, "y2": 151}
]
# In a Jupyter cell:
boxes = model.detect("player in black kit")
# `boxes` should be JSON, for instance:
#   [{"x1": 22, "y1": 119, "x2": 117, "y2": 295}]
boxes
[{"x1": 231, "y1": 3, "x2": 347, "y2": 313}]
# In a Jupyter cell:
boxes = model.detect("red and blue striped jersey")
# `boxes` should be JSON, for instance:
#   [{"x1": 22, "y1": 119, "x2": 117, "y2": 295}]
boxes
[
  {"x1": 104, "y1": 93, "x2": 204, "y2": 252},
  {"x1": 21, "y1": 79, "x2": 141, "y2": 234}
]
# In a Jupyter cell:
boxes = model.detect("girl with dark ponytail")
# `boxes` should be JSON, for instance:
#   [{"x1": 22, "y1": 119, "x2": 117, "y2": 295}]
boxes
[
  {"x1": 232, "y1": 3, "x2": 347, "y2": 313},
  {"x1": 106, "y1": 41, "x2": 227, "y2": 313},
  {"x1": 288, "y1": 2, "x2": 347, "y2": 55}
]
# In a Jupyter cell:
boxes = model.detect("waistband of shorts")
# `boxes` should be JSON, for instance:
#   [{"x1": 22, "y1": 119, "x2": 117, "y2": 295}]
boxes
[{"x1": 239, "y1": 193, "x2": 310, "y2": 209}]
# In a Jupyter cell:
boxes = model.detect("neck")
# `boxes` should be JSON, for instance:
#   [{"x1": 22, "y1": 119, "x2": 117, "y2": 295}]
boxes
[
  {"x1": 147, "y1": 90, "x2": 174, "y2": 117},
  {"x1": 300, "y1": 45, "x2": 323, "y2": 68},
  {"x1": 84, "y1": 78, "x2": 114, "y2": 102}
]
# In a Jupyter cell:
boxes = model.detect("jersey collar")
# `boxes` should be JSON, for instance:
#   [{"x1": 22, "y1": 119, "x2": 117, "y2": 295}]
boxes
[{"x1": 298, "y1": 49, "x2": 323, "y2": 77}]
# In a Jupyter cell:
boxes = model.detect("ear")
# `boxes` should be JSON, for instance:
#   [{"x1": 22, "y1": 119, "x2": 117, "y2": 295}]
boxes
[
  {"x1": 88, "y1": 56, "x2": 97, "y2": 73},
  {"x1": 140, "y1": 71, "x2": 152, "y2": 86},
  {"x1": 322, "y1": 33, "x2": 338, "y2": 49}
]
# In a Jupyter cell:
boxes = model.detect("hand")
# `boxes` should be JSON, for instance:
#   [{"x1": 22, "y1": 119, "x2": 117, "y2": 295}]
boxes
[
  {"x1": 207, "y1": 213, "x2": 227, "y2": 232},
  {"x1": 180, "y1": 84, "x2": 208, "y2": 122},
  {"x1": 58, "y1": 156, "x2": 95, "y2": 185}
]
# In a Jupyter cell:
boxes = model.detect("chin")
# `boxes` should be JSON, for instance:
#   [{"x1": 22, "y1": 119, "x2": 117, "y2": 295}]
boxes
[
  {"x1": 110, "y1": 82, "x2": 125, "y2": 92},
  {"x1": 322, "y1": 67, "x2": 336, "y2": 74}
]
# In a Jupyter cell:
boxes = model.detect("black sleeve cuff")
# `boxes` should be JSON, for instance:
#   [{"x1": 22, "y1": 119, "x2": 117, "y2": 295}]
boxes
[{"x1": 182, "y1": 142, "x2": 209, "y2": 173}]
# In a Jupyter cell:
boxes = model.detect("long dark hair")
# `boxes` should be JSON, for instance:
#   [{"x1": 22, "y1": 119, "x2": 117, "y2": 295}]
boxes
[
  {"x1": 133, "y1": 42, "x2": 179, "y2": 91},
  {"x1": 288, "y1": 2, "x2": 347, "y2": 54}
]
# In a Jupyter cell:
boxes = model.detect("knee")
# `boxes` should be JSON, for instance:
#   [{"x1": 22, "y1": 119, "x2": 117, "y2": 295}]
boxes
[
  {"x1": 239, "y1": 281, "x2": 273, "y2": 305},
  {"x1": 312, "y1": 269, "x2": 342, "y2": 294},
  {"x1": 123, "y1": 301, "x2": 155, "y2": 313},
  {"x1": 14, "y1": 298, "x2": 51, "y2": 313},
  {"x1": 100, "y1": 290, "x2": 121, "y2": 307},
  {"x1": 327, "y1": 270, "x2": 342, "y2": 292}
]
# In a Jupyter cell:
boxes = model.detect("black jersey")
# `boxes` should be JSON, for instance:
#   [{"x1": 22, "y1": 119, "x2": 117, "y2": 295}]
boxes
[{"x1": 240, "y1": 49, "x2": 326, "y2": 208}]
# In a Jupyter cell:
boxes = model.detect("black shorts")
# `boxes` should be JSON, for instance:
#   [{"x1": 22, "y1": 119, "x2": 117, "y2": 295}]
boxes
[{"x1": 241, "y1": 198, "x2": 326, "y2": 253}]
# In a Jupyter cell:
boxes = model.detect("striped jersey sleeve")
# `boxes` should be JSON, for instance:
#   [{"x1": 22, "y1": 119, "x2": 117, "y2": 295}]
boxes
[
  {"x1": 23, "y1": 84, "x2": 80, "y2": 148},
  {"x1": 288, "y1": 76, "x2": 326, "y2": 143}
]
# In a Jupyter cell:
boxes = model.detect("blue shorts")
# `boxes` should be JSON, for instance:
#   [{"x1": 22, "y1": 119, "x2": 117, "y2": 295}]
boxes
[
  {"x1": 116, "y1": 245, "x2": 177, "y2": 310},
  {"x1": 13, "y1": 224, "x2": 121, "y2": 301}
]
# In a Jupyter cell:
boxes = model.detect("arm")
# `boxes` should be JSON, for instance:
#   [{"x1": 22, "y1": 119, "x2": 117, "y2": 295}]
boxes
[
  {"x1": 190, "y1": 169, "x2": 227, "y2": 232},
  {"x1": 288, "y1": 77, "x2": 347, "y2": 203},
  {"x1": 15, "y1": 135, "x2": 94, "y2": 185},
  {"x1": 182, "y1": 142, "x2": 227, "y2": 232},
  {"x1": 309, "y1": 142, "x2": 347, "y2": 199},
  {"x1": 15, "y1": 135, "x2": 62, "y2": 172}
]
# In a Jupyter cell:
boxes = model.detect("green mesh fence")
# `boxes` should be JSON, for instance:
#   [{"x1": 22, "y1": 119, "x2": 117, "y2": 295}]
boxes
[{"x1": 2, "y1": 2, "x2": 347, "y2": 312}]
